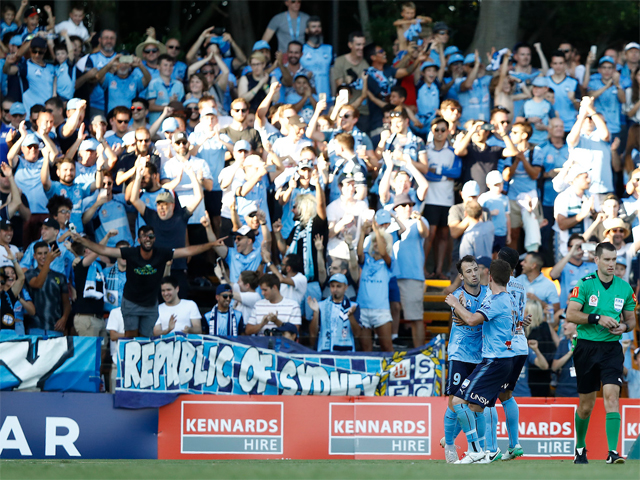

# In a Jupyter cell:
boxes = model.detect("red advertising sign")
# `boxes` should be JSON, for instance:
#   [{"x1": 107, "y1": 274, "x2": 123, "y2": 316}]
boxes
[{"x1": 622, "y1": 405, "x2": 640, "y2": 456}]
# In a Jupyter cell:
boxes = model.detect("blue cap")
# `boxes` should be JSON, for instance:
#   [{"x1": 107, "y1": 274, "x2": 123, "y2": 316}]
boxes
[
  {"x1": 9, "y1": 36, "x2": 23, "y2": 47},
  {"x1": 444, "y1": 46, "x2": 460, "y2": 57},
  {"x1": 234, "y1": 140, "x2": 252, "y2": 153},
  {"x1": 161, "y1": 117, "x2": 179, "y2": 133},
  {"x1": 79, "y1": 138, "x2": 99, "y2": 152},
  {"x1": 532, "y1": 76, "x2": 549, "y2": 88},
  {"x1": 375, "y1": 209, "x2": 392, "y2": 225},
  {"x1": 252, "y1": 40, "x2": 271, "y2": 51},
  {"x1": 238, "y1": 200, "x2": 258, "y2": 217},
  {"x1": 275, "y1": 322, "x2": 298, "y2": 335},
  {"x1": 421, "y1": 60, "x2": 438, "y2": 71},
  {"x1": 463, "y1": 53, "x2": 477, "y2": 65},
  {"x1": 476, "y1": 256, "x2": 492, "y2": 269},
  {"x1": 9, "y1": 103, "x2": 26, "y2": 115},
  {"x1": 22, "y1": 133, "x2": 39, "y2": 147},
  {"x1": 599, "y1": 55, "x2": 615, "y2": 66},
  {"x1": 66, "y1": 98, "x2": 82, "y2": 111},
  {"x1": 448, "y1": 53, "x2": 464, "y2": 65},
  {"x1": 183, "y1": 97, "x2": 199, "y2": 107},
  {"x1": 200, "y1": 106, "x2": 218, "y2": 117},
  {"x1": 329, "y1": 273, "x2": 348, "y2": 285},
  {"x1": 616, "y1": 256, "x2": 627, "y2": 267},
  {"x1": 209, "y1": 36, "x2": 231, "y2": 55},
  {"x1": 216, "y1": 283, "x2": 232, "y2": 295},
  {"x1": 293, "y1": 71, "x2": 310, "y2": 82}
]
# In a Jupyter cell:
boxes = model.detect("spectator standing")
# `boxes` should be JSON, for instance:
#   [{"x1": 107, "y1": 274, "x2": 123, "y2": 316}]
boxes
[
  {"x1": 153, "y1": 276, "x2": 202, "y2": 335},
  {"x1": 103, "y1": 240, "x2": 129, "y2": 313},
  {"x1": 76, "y1": 30, "x2": 118, "y2": 118},
  {"x1": 551, "y1": 320, "x2": 579, "y2": 397},
  {"x1": 517, "y1": 252, "x2": 561, "y2": 312},
  {"x1": 454, "y1": 52, "x2": 492, "y2": 124},
  {"x1": 147, "y1": 55, "x2": 185, "y2": 125},
  {"x1": 82, "y1": 173, "x2": 133, "y2": 247},
  {"x1": 584, "y1": 55, "x2": 626, "y2": 139},
  {"x1": 263, "y1": 252, "x2": 307, "y2": 306},
  {"x1": 547, "y1": 50, "x2": 580, "y2": 132},
  {"x1": 479, "y1": 170, "x2": 511, "y2": 253},
  {"x1": 95, "y1": 54, "x2": 151, "y2": 114},
  {"x1": 331, "y1": 32, "x2": 369, "y2": 121},
  {"x1": 459, "y1": 200, "x2": 494, "y2": 259},
  {"x1": 262, "y1": 0, "x2": 310, "y2": 53},
  {"x1": 54, "y1": 5, "x2": 89, "y2": 41},
  {"x1": 299, "y1": 17, "x2": 333, "y2": 100},
  {"x1": 549, "y1": 234, "x2": 595, "y2": 310}
]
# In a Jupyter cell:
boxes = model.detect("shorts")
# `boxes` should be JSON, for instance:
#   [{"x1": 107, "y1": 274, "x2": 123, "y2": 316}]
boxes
[
  {"x1": 121, "y1": 297, "x2": 159, "y2": 337},
  {"x1": 204, "y1": 190, "x2": 223, "y2": 217},
  {"x1": 74, "y1": 314, "x2": 107, "y2": 343},
  {"x1": 509, "y1": 198, "x2": 542, "y2": 229},
  {"x1": 493, "y1": 235, "x2": 507, "y2": 253},
  {"x1": 398, "y1": 278, "x2": 424, "y2": 320},
  {"x1": 446, "y1": 359, "x2": 478, "y2": 396},
  {"x1": 456, "y1": 357, "x2": 514, "y2": 408},
  {"x1": 360, "y1": 308, "x2": 393, "y2": 329},
  {"x1": 423, "y1": 204, "x2": 449, "y2": 228},
  {"x1": 389, "y1": 277, "x2": 400, "y2": 303},
  {"x1": 502, "y1": 354, "x2": 528, "y2": 392},
  {"x1": 573, "y1": 339, "x2": 624, "y2": 394}
]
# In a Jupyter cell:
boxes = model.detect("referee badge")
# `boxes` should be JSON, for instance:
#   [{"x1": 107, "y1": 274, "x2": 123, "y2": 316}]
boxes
[
  {"x1": 588, "y1": 295, "x2": 598, "y2": 307},
  {"x1": 614, "y1": 298, "x2": 624, "y2": 312}
]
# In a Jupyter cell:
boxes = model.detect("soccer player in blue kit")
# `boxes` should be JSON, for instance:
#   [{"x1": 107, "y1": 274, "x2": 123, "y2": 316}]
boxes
[
  {"x1": 441, "y1": 255, "x2": 489, "y2": 463},
  {"x1": 445, "y1": 259, "x2": 518, "y2": 464}
]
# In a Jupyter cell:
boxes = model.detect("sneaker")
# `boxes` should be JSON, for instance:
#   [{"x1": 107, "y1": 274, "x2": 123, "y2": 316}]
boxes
[
  {"x1": 502, "y1": 444, "x2": 524, "y2": 461},
  {"x1": 476, "y1": 449, "x2": 502, "y2": 464},
  {"x1": 574, "y1": 447, "x2": 588, "y2": 464},
  {"x1": 455, "y1": 451, "x2": 485, "y2": 464},
  {"x1": 606, "y1": 450, "x2": 625, "y2": 464},
  {"x1": 440, "y1": 437, "x2": 459, "y2": 463}
]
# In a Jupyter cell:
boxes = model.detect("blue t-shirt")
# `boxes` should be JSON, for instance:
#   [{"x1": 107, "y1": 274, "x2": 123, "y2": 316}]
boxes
[
  {"x1": 55, "y1": 61, "x2": 76, "y2": 101},
  {"x1": 19, "y1": 60, "x2": 55, "y2": 113},
  {"x1": 516, "y1": 272, "x2": 560, "y2": 306},
  {"x1": 84, "y1": 51, "x2": 118, "y2": 113},
  {"x1": 14, "y1": 157, "x2": 48, "y2": 214},
  {"x1": 84, "y1": 193, "x2": 134, "y2": 247},
  {"x1": 511, "y1": 68, "x2": 541, "y2": 118},
  {"x1": 102, "y1": 70, "x2": 145, "y2": 113},
  {"x1": 477, "y1": 291, "x2": 517, "y2": 358},
  {"x1": 554, "y1": 338, "x2": 579, "y2": 397},
  {"x1": 558, "y1": 261, "x2": 594, "y2": 309},
  {"x1": 523, "y1": 98, "x2": 554, "y2": 145},
  {"x1": 283, "y1": 90, "x2": 317, "y2": 123},
  {"x1": 20, "y1": 236, "x2": 74, "y2": 280},
  {"x1": 504, "y1": 148, "x2": 543, "y2": 200},
  {"x1": 46, "y1": 181, "x2": 93, "y2": 234},
  {"x1": 393, "y1": 217, "x2": 428, "y2": 281},
  {"x1": 416, "y1": 81, "x2": 440, "y2": 125},
  {"x1": 533, "y1": 141, "x2": 569, "y2": 207},
  {"x1": 300, "y1": 43, "x2": 333, "y2": 99},
  {"x1": 548, "y1": 75, "x2": 579, "y2": 131},
  {"x1": 448, "y1": 284, "x2": 489, "y2": 363},
  {"x1": 146, "y1": 77, "x2": 185, "y2": 124},
  {"x1": 225, "y1": 247, "x2": 262, "y2": 283},
  {"x1": 455, "y1": 75, "x2": 492, "y2": 124},
  {"x1": 588, "y1": 76, "x2": 622, "y2": 134},
  {"x1": 478, "y1": 191, "x2": 510, "y2": 236},
  {"x1": 356, "y1": 252, "x2": 392, "y2": 310},
  {"x1": 188, "y1": 131, "x2": 227, "y2": 191}
]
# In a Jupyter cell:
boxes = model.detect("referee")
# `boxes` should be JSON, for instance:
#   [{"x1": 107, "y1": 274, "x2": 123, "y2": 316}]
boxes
[{"x1": 566, "y1": 242, "x2": 636, "y2": 465}]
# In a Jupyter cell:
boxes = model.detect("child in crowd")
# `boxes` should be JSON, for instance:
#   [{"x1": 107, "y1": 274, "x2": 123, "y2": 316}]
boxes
[
  {"x1": 478, "y1": 170, "x2": 511, "y2": 253},
  {"x1": 393, "y1": 2, "x2": 432, "y2": 51},
  {"x1": 522, "y1": 76, "x2": 555, "y2": 145},
  {"x1": 459, "y1": 200, "x2": 494, "y2": 258}
]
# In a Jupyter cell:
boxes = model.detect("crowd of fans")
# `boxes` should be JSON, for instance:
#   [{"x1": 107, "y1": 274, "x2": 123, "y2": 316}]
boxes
[{"x1": 0, "y1": 1, "x2": 639, "y2": 397}]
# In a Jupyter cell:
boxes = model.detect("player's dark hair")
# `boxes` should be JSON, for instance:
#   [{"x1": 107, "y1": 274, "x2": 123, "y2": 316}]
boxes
[
  {"x1": 307, "y1": 15, "x2": 322, "y2": 25},
  {"x1": 568, "y1": 233, "x2": 584, "y2": 247},
  {"x1": 158, "y1": 53, "x2": 175, "y2": 64},
  {"x1": 287, "y1": 40, "x2": 303, "y2": 51},
  {"x1": 145, "y1": 162, "x2": 159, "y2": 175},
  {"x1": 259, "y1": 273, "x2": 280, "y2": 290},
  {"x1": 550, "y1": 50, "x2": 567, "y2": 62},
  {"x1": 132, "y1": 97, "x2": 149, "y2": 109},
  {"x1": 595, "y1": 241, "x2": 616, "y2": 258},
  {"x1": 498, "y1": 247, "x2": 519, "y2": 270},
  {"x1": 110, "y1": 105, "x2": 131, "y2": 120},
  {"x1": 45, "y1": 96, "x2": 65, "y2": 111},
  {"x1": 456, "y1": 255, "x2": 477, "y2": 274},
  {"x1": 527, "y1": 252, "x2": 544, "y2": 270},
  {"x1": 489, "y1": 259, "x2": 511, "y2": 287},
  {"x1": 161, "y1": 276, "x2": 179, "y2": 288},
  {"x1": 283, "y1": 254, "x2": 304, "y2": 274}
]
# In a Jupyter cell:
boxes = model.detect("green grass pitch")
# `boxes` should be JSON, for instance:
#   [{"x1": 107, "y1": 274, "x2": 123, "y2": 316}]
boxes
[{"x1": 1, "y1": 459, "x2": 639, "y2": 480}]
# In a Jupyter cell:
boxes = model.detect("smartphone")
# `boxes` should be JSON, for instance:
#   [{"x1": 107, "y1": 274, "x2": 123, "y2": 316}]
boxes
[
  {"x1": 345, "y1": 68, "x2": 357, "y2": 80},
  {"x1": 120, "y1": 55, "x2": 133, "y2": 64},
  {"x1": 480, "y1": 123, "x2": 494, "y2": 131},
  {"x1": 590, "y1": 45, "x2": 597, "y2": 57},
  {"x1": 50, "y1": 242, "x2": 59, "y2": 252},
  {"x1": 213, "y1": 27, "x2": 226, "y2": 36},
  {"x1": 319, "y1": 92, "x2": 326, "y2": 102},
  {"x1": 68, "y1": 223, "x2": 76, "y2": 233},
  {"x1": 98, "y1": 188, "x2": 108, "y2": 199},
  {"x1": 582, "y1": 242, "x2": 596, "y2": 253},
  {"x1": 338, "y1": 89, "x2": 349, "y2": 104}
]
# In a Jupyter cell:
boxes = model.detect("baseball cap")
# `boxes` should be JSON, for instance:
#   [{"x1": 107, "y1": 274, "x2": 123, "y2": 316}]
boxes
[
  {"x1": 297, "y1": 160, "x2": 313, "y2": 171},
  {"x1": 476, "y1": 256, "x2": 492, "y2": 269},
  {"x1": 616, "y1": 256, "x2": 628, "y2": 267},
  {"x1": 24, "y1": 6, "x2": 39, "y2": 18},
  {"x1": 79, "y1": 138, "x2": 99, "y2": 152},
  {"x1": 234, "y1": 225, "x2": 255, "y2": 239},
  {"x1": 252, "y1": 40, "x2": 271, "y2": 51},
  {"x1": 288, "y1": 116, "x2": 307, "y2": 127},
  {"x1": 216, "y1": 283, "x2": 233, "y2": 295},
  {"x1": 485, "y1": 170, "x2": 503, "y2": 187},
  {"x1": 234, "y1": 140, "x2": 252, "y2": 153},
  {"x1": 421, "y1": 60, "x2": 438, "y2": 71},
  {"x1": 625, "y1": 42, "x2": 640, "y2": 51},
  {"x1": 9, "y1": 103, "x2": 26, "y2": 116},
  {"x1": 329, "y1": 273, "x2": 348, "y2": 285},
  {"x1": 461, "y1": 180, "x2": 480, "y2": 197},
  {"x1": 238, "y1": 201, "x2": 258, "y2": 217},
  {"x1": 122, "y1": 131, "x2": 136, "y2": 146},
  {"x1": 532, "y1": 76, "x2": 549, "y2": 88},
  {"x1": 0, "y1": 219, "x2": 13, "y2": 230},
  {"x1": 66, "y1": 98, "x2": 82, "y2": 111},
  {"x1": 42, "y1": 217, "x2": 60, "y2": 230},
  {"x1": 375, "y1": 209, "x2": 392, "y2": 225},
  {"x1": 30, "y1": 37, "x2": 46, "y2": 50},
  {"x1": 183, "y1": 97, "x2": 199, "y2": 108},
  {"x1": 161, "y1": 117, "x2": 180, "y2": 133},
  {"x1": 91, "y1": 114, "x2": 107, "y2": 125},
  {"x1": 432, "y1": 21, "x2": 450, "y2": 33},
  {"x1": 444, "y1": 46, "x2": 460, "y2": 56},
  {"x1": 338, "y1": 173, "x2": 357, "y2": 186},
  {"x1": 275, "y1": 323, "x2": 298, "y2": 336},
  {"x1": 566, "y1": 164, "x2": 591, "y2": 183},
  {"x1": 293, "y1": 72, "x2": 310, "y2": 82},
  {"x1": 200, "y1": 106, "x2": 218, "y2": 117},
  {"x1": 498, "y1": 247, "x2": 519, "y2": 270},
  {"x1": 447, "y1": 53, "x2": 464, "y2": 65},
  {"x1": 210, "y1": 36, "x2": 231, "y2": 55},
  {"x1": 156, "y1": 191, "x2": 175, "y2": 204},
  {"x1": 463, "y1": 53, "x2": 477, "y2": 65},
  {"x1": 9, "y1": 36, "x2": 23, "y2": 47},
  {"x1": 393, "y1": 192, "x2": 415, "y2": 209},
  {"x1": 22, "y1": 134, "x2": 39, "y2": 147},
  {"x1": 598, "y1": 56, "x2": 615, "y2": 66},
  {"x1": 172, "y1": 132, "x2": 188, "y2": 143}
]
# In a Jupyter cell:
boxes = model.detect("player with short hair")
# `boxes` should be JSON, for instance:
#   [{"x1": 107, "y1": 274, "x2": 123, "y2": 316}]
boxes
[
  {"x1": 566, "y1": 241, "x2": 636, "y2": 464},
  {"x1": 441, "y1": 255, "x2": 489, "y2": 463},
  {"x1": 445, "y1": 259, "x2": 518, "y2": 464}
]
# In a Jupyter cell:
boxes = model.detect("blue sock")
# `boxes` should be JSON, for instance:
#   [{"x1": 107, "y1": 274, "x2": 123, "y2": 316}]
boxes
[
  {"x1": 453, "y1": 404, "x2": 481, "y2": 453},
  {"x1": 484, "y1": 407, "x2": 498, "y2": 452},
  {"x1": 474, "y1": 411, "x2": 486, "y2": 451},
  {"x1": 502, "y1": 397, "x2": 520, "y2": 449},
  {"x1": 444, "y1": 407, "x2": 459, "y2": 446}
]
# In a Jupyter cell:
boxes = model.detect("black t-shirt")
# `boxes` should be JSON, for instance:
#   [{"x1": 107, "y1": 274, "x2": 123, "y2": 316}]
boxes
[
  {"x1": 142, "y1": 205, "x2": 191, "y2": 270},
  {"x1": 0, "y1": 192, "x2": 29, "y2": 248},
  {"x1": 286, "y1": 216, "x2": 328, "y2": 283},
  {"x1": 460, "y1": 143, "x2": 504, "y2": 193},
  {"x1": 114, "y1": 152, "x2": 161, "y2": 193},
  {"x1": 73, "y1": 260, "x2": 105, "y2": 315},
  {"x1": 120, "y1": 246, "x2": 174, "y2": 307},
  {"x1": 219, "y1": 127, "x2": 263, "y2": 152},
  {"x1": 56, "y1": 121, "x2": 78, "y2": 154},
  {"x1": 0, "y1": 290, "x2": 17, "y2": 330}
]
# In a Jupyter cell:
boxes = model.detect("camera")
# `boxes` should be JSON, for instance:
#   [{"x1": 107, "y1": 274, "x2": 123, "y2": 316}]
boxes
[
  {"x1": 264, "y1": 328, "x2": 283, "y2": 337},
  {"x1": 213, "y1": 27, "x2": 226, "y2": 36},
  {"x1": 480, "y1": 123, "x2": 494, "y2": 131}
]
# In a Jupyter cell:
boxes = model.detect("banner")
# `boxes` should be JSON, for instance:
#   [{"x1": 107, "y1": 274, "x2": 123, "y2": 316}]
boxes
[
  {"x1": 0, "y1": 333, "x2": 101, "y2": 393},
  {"x1": 158, "y1": 395, "x2": 640, "y2": 460},
  {"x1": 115, "y1": 333, "x2": 446, "y2": 409},
  {"x1": 0, "y1": 392, "x2": 158, "y2": 459}
]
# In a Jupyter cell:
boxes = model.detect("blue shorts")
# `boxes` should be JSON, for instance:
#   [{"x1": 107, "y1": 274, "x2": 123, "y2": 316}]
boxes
[
  {"x1": 445, "y1": 359, "x2": 478, "y2": 396},
  {"x1": 493, "y1": 235, "x2": 507, "y2": 253},
  {"x1": 389, "y1": 277, "x2": 400, "y2": 303},
  {"x1": 502, "y1": 354, "x2": 528, "y2": 392},
  {"x1": 456, "y1": 357, "x2": 514, "y2": 408}
]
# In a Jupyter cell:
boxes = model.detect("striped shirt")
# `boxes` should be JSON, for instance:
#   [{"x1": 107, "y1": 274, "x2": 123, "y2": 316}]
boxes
[{"x1": 247, "y1": 298, "x2": 302, "y2": 335}]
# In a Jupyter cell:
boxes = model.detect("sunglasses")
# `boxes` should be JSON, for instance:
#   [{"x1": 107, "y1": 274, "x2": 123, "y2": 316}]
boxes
[
  {"x1": 611, "y1": 228, "x2": 626, "y2": 233},
  {"x1": 201, "y1": 70, "x2": 214, "y2": 75},
  {"x1": 167, "y1": 45, "x2": 180, "y2": 50},
  {"x1": 58, "y1": 209, "x2": 71, "y2": 214},
  {"x1": 144, "y1": 48, "x2": 159, "y2": 54},
  {"x1": 174, "y1": 140, "x2": 188, "y2": 146},
  {"x1": 432, "y1": 127, "x2": 447, "y2": 133},
  {"x1": 219, "y1": 294, "x2": 231, "y2": 299},
  {"x1": 131, "y1": 106, "x2": 144, "y2": 111},
  {"x1": 115, "y1": 118, "x2": 129, "y2": 124},
  {"x1": 559, "y1": 49, "x2": 571, "y2": 53},
  {"x1": 31, "y1": 49, "x2": 45, "y2": 55},
  {"x1": 233, "y1": 108, "x2": 248, "y2": 113},
  {"x1": 136, "y1": 138, "x2": 150, "y2": 143},
  {"x1": 26, "y1": 144, "x2": 38, "y2": 149},
  {"x1": 376, "y1": 48, "x2": 385, "y2": 54},
  {"x1": 339, "y1": 113, "x2": 352, "y2": 119},
  {"x1": 247, "y1": 212, "x2": 257, "y2": 218},
  {"x1": 142, "y1": 233, "x2": 155, "y2": 239},
  {"x1": 389, "y1": 112, "x2": 403, "y2": 118}
]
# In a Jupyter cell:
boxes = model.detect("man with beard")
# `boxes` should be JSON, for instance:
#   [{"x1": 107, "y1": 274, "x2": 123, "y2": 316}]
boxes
[
  {"x1": 70, "y1": 223, "x2": 220, "y2": 337},
  {"x1": 205, "y1": 283, "x2": 245, "y2": 336},
  {"x1": 220, "y1": 98, "x2": 262, "y2": 154},
  {"x1": 279, "y1": 41, "x2": 313, "y2": 102},
  {"x1": 331, "y1": 32, "x2": 369, "y2": 117},
  {"x1": 115, "y1": 127, "x2": 160, "y2": 189},
  {"x1": 262, "y1": 0, "x2": 310, "y2": 53},
  {"x1": 76, "y1": 29, "x2": 118, "y2": 118},
  {"x1": 300, "y1": 17, "x2": 333, "y2": 100},
  {"x1": 95, "y1": 54, "x2": 151, "y2": 114}
]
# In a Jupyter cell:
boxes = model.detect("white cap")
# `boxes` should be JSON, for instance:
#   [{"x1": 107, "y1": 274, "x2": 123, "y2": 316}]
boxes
[
  {"x1": 122, "y1": 131, "x2": 136, "y2": 146},
  {"x1": 461, "y1": 180, "x2": 480, "y2": 197},
  {"x1": 625, "y1": 42, "x2": 640, "y2": 51},
  {"x1": 485, "y1": 170, "x2": 503, "y2": 187},
  {"x1": 567, "y1": 164, "x2": 591, "y2": 183}
]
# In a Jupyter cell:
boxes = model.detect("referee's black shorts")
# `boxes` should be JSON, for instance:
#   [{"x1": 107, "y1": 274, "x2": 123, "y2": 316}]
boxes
[{"x1": 573, "y1": 339, "x2": 623, "y2": 394}]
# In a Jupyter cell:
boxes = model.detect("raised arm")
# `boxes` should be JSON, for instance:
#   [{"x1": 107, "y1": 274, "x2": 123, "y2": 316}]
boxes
[
  {"x1": 460, "y1": 50, "x2": 480, "y2": 92},
  {"x1": 186, "y1": 27, "x2": 213, "y2": 65},
  {"x1": 70, "y1": 232, "x2": 122, "y2": 259},
  {"x1": 129, "y1": 161, "x2": 149, "y2": 216},
  {"x1": 200, "y1": 212, "x2": 228, "y2": 259}
]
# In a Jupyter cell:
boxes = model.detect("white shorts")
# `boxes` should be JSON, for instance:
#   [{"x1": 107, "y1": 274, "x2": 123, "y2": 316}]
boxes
[{"x1": 360, "y1": 308, "x2": 392, "y2": 329}]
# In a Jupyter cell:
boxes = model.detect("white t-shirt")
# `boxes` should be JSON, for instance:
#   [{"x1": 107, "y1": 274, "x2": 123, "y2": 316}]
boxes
[
  {"x1": 326, "y1": 198, "x2": 369, "y2": 253},
  {"x1": 247, "y1": 298, "x2": 302, "y2": 334},
  {"x1": 553, "y1": 188, "x2": 592, "y2": 257},
  {"x1": 105, "y1": 307, "x2": 125, "y2": 364},
  {"x1": 218, "y1": 164, "x2": 246, "y2": 219},
  {"x1": 161, "y1": 156, "x2": 212, "y2": 224},
  {"x1": 155, "y1": 299, "x2": 201, "y2": 333},
  {"x1": 55, "y1": 19, "x2": 90, "y2": 41},
  {"x1": 233, "y1": 284, "x2": 262, "y2": 324},
  {"x1": 424, "y1": 144, "x2": 456, "y2": 207},
  {"x1": 280, "y1": 272, "x2": 307, "y2": 305},
  {"x1": 272, "y1": 136, "x2": 312, "y2": 162},
  {"x1": 0, "y1": 244, "x2": 20, "y2": 268}
]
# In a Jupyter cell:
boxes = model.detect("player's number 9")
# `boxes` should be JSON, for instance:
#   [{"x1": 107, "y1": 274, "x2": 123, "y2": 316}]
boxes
[{"x1": 453, "y1": 373, "x2": 461, "y2": 385}]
